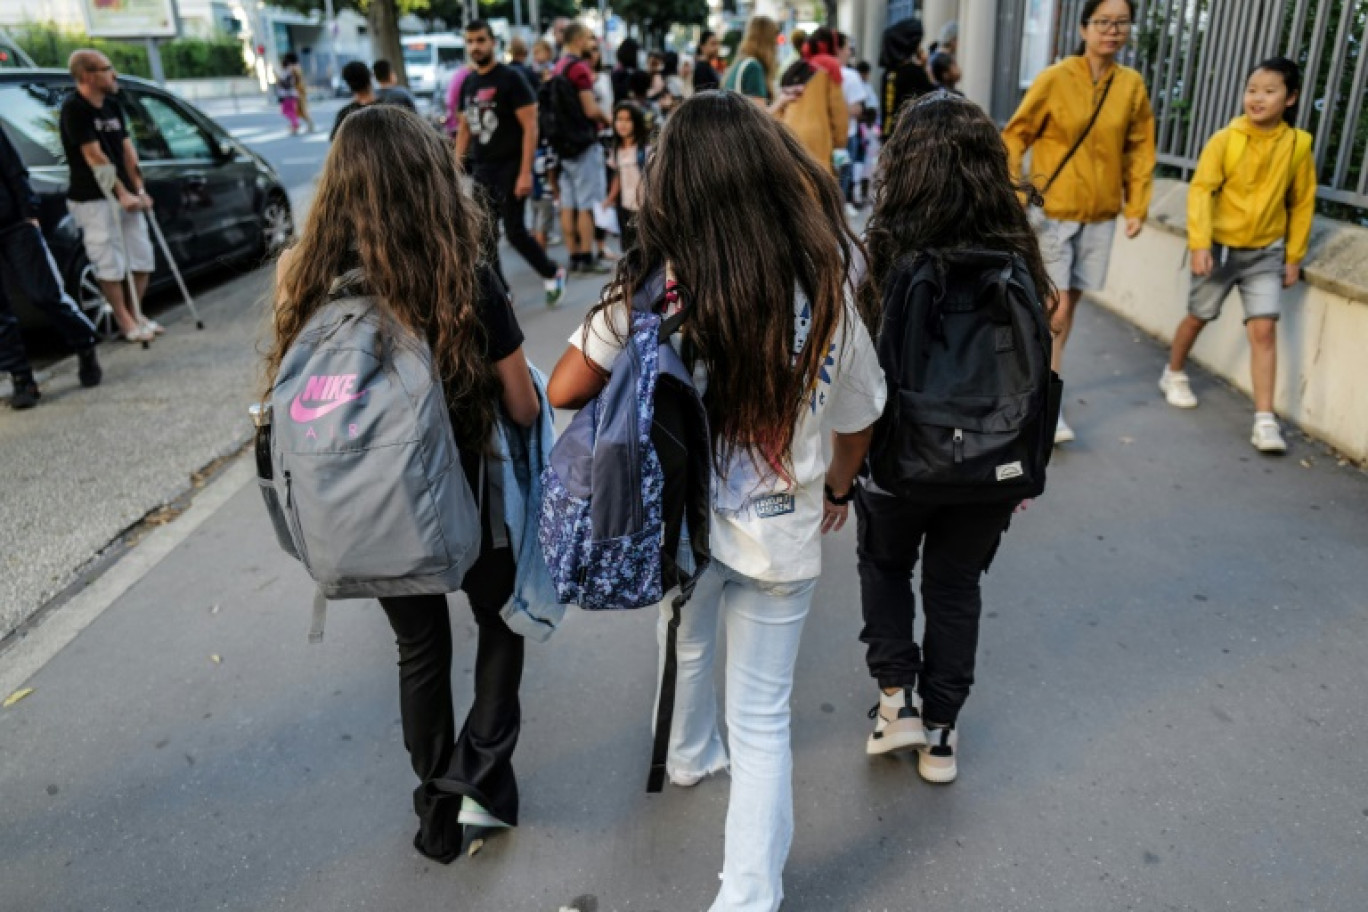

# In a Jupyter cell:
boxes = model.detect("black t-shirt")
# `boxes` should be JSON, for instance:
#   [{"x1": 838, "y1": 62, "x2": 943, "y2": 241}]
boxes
[
  {"x1": 693, "y1": 59, "x2": 720, "y2": 92},
  {"x1": 460, "y1": 63, "x2": 536, "y2": 168},
  {"x1": 457, "y1": 265, "x2": 525, "y2": 494},
  {"x1": 882, "y1": 63, "x2": 937, "y2": 141},
  {"x1": 60, "y1": 92, "x2": 134, "y2": 202}
]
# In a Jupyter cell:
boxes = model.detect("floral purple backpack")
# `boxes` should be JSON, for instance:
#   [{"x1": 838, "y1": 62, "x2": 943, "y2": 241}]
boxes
[{"x1": 538, "y1": 268, "x2": 711, "y2": 792}]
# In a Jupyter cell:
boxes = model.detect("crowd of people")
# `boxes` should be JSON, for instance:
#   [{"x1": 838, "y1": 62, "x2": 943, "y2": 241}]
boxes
[{"x1": 6, "y1": 3, "x2": 1320, "y2": 908}]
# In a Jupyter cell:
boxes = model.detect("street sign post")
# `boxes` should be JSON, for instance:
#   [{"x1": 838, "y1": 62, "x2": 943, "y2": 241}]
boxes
[{"x1": 81, "y1": 0, "x2": 180, "y2": 85}]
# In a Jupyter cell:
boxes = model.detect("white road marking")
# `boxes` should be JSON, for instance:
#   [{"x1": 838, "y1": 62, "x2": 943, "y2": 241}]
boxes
[
  {"x1": 302, "y1": 133, "x2": 330, "y2": 144},
  {"x1": 239, "y1": 129, "x2": 294, "y2": 145}
]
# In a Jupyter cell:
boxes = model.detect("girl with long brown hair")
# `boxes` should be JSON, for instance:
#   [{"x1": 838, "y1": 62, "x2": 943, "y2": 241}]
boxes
[
  {"x1": 546, "y1": 91, "x2": 886, "y2": 912},
  {"x1": 265, "y1": 105, "x2": 539, "y2": 862},
  {"x1": 723, "y1": 15, "x2": 803, "y2": 118},
  {"x1": 859, "y1": 92, "x2": 1052, "y2": 785}
]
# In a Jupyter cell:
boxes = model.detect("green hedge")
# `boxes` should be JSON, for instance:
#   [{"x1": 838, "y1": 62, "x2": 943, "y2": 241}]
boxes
[{"x1": 12, "y1": 23, "x2": 248, "y2": 80}]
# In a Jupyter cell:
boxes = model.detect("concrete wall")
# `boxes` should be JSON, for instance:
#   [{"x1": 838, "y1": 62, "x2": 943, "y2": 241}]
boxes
[
  {"x1": 1091, "y1": 178, "x2": 1368, "y2": 462},
  {"x1": 167, "y1": 76, "x2": 263, "y2": 102}
]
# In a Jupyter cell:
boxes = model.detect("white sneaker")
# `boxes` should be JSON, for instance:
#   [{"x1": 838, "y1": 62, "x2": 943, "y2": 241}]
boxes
[
  {"x1": 918, "y1": 724, "x2": 958, "y2": 784},
  {"x1": 1159, "y1": 368, "x2": 1198, "y2": 408},
  {"x1": 1251, "y1": 414, "x2": 1287, "y2": 454},
  {"x1": 845, "y1": 202, "x2": 861, "y2": 219},
  {"x1": 1053, "y1": 414, "x2": 1075, "y2": 445},
  {"x1": 866, "y1": 688, "x2": 927, "y2": 756}
]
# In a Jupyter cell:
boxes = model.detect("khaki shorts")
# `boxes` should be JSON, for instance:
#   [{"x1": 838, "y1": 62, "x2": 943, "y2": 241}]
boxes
[{"x1": 67, "y1": 198, "x2": 155, "y2": 282}]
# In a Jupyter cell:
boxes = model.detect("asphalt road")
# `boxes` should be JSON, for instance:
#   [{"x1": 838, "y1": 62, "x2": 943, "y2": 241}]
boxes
[{"x1": 2, "y1": 234, "x2": 1366, "y2": 910}]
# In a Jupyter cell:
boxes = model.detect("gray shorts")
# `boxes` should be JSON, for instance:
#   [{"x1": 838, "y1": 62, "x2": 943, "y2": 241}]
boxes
[
  {"x1": 67, "y1": 198, "x2": 155, "y2": 281},
  {"x1": 1189, "y1": 242, "x2": 1284, "y2": 323},
  {"x1": 530, "y1": 197, "x2": 556, "y2": 236},
  {"x1": 558, "y1": 143, "x2": 605, "y2": 211},
  {"x1": 1034, "y1": 214, "x2": 1117, "y2": 293}
]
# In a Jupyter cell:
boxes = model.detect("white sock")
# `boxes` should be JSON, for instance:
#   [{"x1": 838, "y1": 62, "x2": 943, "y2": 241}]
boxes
[
  {"x1": 1255, "y1": 411, "x2": 1277, "y2": 423},
  {"x1": 457, "y1": 796, "x2": 510, "y2": 829}
]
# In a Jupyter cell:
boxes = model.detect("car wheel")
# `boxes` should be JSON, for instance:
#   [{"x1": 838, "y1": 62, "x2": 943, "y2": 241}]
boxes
[
  {"x1": 260, "y1": 193, "x2": 294, "y2": 259},
  {"x1": 66, "y1": 252, "x2": 117, "y2": 341}
]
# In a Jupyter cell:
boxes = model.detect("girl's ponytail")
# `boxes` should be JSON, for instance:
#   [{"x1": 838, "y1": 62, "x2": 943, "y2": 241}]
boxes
[{"x1": 1249, "y1": 56, "x2": 1302, "y2": 126}]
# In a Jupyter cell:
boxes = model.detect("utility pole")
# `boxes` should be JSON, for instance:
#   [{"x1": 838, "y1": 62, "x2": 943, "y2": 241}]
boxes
[{"x1": 324, "y1": 0, "x2": 338, "y2": 86}]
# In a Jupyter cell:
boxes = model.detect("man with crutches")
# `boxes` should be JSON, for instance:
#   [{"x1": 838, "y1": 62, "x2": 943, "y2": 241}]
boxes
[{"x1": 60, "y1": 50, "x2": 160, "y2": 344}]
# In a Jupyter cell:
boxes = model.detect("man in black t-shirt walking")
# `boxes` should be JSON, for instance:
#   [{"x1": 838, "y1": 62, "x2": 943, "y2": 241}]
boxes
[
  {"x1": 456, "y1": 20, "x2": 566, "y2": 307},
  {"x1": 60, "y1": 50, "x2": 158, "y2": 343}
]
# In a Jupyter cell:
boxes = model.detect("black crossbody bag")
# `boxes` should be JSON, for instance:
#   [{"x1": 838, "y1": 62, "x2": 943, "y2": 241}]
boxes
[{"x1": 1040, "y1": 72, "x2": 1116, "y2": 197}]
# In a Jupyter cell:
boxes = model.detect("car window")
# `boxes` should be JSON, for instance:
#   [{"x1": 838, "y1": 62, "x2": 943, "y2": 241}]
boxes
[
  {"x1": 0, "y1": 84, "x2": 65, "y2": 168},
  {"x1": 437, "y1": 46, "x2": 465, "y2": 66},
  {"x1": 402, "y1": 44, "x2": 434, "y2": 69},
  {"x1": 135, "y1": 93, "x2": 213, "y2": 160}
]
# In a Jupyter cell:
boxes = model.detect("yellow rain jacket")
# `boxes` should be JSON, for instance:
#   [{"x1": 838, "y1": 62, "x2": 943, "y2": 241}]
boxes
[
  {"x1": 1187, "y1": 116, "x2": 1317, "y2": 264},
  {"x1": 1003, "y1": 56, "x2": 1156, "y2": 223}
]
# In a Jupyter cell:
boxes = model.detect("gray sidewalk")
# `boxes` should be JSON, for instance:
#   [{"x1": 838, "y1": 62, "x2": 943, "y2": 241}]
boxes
[{"x1": 2, "y1": 264, "x2": 1367, "y2": 910}]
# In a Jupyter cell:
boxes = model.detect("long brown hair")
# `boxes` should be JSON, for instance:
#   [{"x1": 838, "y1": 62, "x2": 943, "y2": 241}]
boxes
[
  {"x1": 590, "y1": 90, "x2": 865, "y2": 480},
  {"x1": 263, "y1": 105, "x2": 498, "y2": 450},
  {"x1": 864, "y1": 92, "x2": 1054, "y2": 309},
  {"x1": 737, "y1": 15, "x2": 779, "y2": 86}
]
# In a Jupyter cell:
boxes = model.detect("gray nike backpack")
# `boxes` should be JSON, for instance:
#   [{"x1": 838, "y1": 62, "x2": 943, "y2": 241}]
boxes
[{"x1": 254, "y1": 273, "x2": 482, "y2": 640}]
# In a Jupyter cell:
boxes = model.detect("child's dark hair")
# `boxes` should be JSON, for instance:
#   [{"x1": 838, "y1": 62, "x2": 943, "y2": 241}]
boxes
[
  {"x1": 613, "y1": 101, "x2": 649, "y2": 149},
  {"x1": 864, "y1": 92, "x2": 1055, "y2": 314},
  {"x1": 1074, "y1": 0, "x2": 1135, "y2": 55},
  {"x1": 1249, "y1": 56, "x2": 1302, "y2": 125}
]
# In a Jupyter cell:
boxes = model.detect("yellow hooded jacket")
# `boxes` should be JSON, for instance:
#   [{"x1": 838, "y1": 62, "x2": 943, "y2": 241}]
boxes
[
  {"x1": 1187, "y1": 116, "x2": 1317, "y2": 264},
  {"x1": 1003, "y1": 56, "x2": 1156, "y2": 223}
]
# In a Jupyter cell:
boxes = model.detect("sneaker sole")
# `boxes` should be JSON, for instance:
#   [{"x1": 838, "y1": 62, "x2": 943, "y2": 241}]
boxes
[
  {"x1": 1251, "y1": 436, "x2": 1287, "y2": 454},
  {"x1": 917, "y1": 756, "x2": 958, "y2": 784},
  {"x1": 866, "y1": 726, "x2": 928, "y2": 756},
  {"x1": 1159, "y1": 380, "x2": 1198, "y2": 409}
]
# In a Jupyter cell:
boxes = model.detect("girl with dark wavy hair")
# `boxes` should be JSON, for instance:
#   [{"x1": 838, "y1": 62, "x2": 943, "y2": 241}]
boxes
[
  {"x1": 858, "y1": 91, "x2": 1051, "y2": 786},
  {"x1": 265, "y1": 105, "x2": 540, "y2": 863},
  {"x1": 547, "y1": 90, "x2": 886, "y2": 912}
]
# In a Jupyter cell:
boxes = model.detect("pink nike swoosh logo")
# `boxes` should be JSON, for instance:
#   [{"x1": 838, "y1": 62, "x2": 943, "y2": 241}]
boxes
[{"x1": 290, "y1": 391, "x2": 367, "y2": 423}]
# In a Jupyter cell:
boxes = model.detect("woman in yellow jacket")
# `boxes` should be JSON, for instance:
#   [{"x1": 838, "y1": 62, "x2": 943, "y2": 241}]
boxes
[
  {"x1": 1159, "y1": 57, "x2": 1316, "y2": 455},
  {"x1": 1003, "y1": 0, "x2": 1155, "y2": 444},
  {"x1": 778, "y1": 28, "x2": 848, "y2": 176}
]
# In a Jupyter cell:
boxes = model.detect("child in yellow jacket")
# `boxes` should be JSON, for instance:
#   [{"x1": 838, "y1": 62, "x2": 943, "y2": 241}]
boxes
[{"x1": 1160, "y1": 57, "x2": 1316, "y2": 454}]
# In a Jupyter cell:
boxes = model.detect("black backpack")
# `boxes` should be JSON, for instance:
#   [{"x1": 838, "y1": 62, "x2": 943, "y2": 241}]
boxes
[
  {"x1": 537, "y1": 57, "x2": 597, "y2": 158},
  {"x1": 868, "y1": 249, "x2": 1062, "y2": 504}
]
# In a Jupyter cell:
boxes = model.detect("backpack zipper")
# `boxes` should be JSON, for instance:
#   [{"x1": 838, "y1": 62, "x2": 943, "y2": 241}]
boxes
[{"x1": 952, "y1": 428, "x2": 964, "y2": 464}]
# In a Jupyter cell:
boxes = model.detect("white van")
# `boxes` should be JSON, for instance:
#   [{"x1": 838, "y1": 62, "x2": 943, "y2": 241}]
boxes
[{"x1": 402, "y1": 34, "x2": 465, "y2": 96}]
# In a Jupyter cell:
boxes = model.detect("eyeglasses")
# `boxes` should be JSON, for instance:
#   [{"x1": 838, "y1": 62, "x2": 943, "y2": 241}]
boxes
[{"x1": 1088, "y1": 18, "x2": 1133, "y2": 34}]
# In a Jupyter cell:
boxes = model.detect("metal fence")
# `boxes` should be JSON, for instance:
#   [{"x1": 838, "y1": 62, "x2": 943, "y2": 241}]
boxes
[{"x1": 1050, "y1": 0, "x2": 1368, "y2": 210}]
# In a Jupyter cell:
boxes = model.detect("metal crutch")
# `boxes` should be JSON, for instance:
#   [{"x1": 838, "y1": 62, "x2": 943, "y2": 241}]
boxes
[{"x1": 144, "y1": 207, "x2": 203, "y2": 330}]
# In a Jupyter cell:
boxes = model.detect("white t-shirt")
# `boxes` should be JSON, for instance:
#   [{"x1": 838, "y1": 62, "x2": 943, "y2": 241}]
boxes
[
  {"x1": 568, "y1": 285, "x2": 886, "y2": 583},
  {"x1": 841, "y1": 66, "x2": 866, "y2": 138},
  {"x1": 613, "y1": 145, "x2": 644, "y2": 211}
]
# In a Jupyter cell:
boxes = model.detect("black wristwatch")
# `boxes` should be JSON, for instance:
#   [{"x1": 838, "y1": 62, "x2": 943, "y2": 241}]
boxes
[{"x1": 824, "y1": 483, "x2": 854, "y2": 506}]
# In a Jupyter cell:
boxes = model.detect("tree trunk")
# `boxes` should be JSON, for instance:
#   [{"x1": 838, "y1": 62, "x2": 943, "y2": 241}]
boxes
[
  {"x1": 369, "y1": 0, "x2": 407, "y2": 86},
  {"x1": 824, "y1": 0, "x2": 838, "y2": 28}
]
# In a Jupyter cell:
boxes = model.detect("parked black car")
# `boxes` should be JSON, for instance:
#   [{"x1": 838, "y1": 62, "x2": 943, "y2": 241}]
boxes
[{"x1": 0, "y1": 70, "x2": 293, "y2": 332}]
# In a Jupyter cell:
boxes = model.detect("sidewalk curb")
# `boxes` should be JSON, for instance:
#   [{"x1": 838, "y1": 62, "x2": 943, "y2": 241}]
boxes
[{"x1": 0, "y1": 457, "x2": 253, "y2": 701}]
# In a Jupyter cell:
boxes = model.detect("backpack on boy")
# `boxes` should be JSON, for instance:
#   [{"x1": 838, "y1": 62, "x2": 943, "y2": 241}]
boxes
[
  {"x1": 254, "y1": 271, "x2": 483, "y2": 641},
  {"x1": 539, "y1": 268, "x2": 712, "y2": 793},
  {"x1": 538, "y1": 57, "x2": 598, "y2": 158},
  {"x1": 868, "y1": 250, "x2": 1062, "y2": 503}
]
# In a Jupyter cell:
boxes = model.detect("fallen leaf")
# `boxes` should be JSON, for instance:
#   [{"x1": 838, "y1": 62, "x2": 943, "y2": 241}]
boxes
[
  {"x1": 209, "y1": 604, "x2": 220, "y2": 615},
  {"x1": 210, "y1": 654, "x2": 222, "y2": 665},
  {"x1": 1120, "y1": 436, "x2": 1135, "y2": 445},
  {"x1": 4, "y1": 687, "x2": 34, "y2": 708},
  {"x1": 1299, "y1": 459, "x2": 1312, "y2": 468}
]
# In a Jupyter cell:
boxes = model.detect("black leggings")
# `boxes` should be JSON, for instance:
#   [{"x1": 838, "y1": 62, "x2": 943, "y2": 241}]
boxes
[
  {"x1": 854, "y1": 486, "x2": 1014, "y2": 725},
  {"x1": 379, "y1": 543, "x2": 521, "y2": 860}
]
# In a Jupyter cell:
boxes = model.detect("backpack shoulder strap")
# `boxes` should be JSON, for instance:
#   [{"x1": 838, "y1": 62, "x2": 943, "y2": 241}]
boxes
[
  {"x1": 1291, "y1": 128, "x2": 1313, "y2": 172},
  {"x1": 1222, "y1": 129, "x2": 1248, "y2": 181}
]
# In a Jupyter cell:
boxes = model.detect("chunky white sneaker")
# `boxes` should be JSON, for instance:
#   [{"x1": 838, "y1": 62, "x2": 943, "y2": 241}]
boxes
[
  {"x1": 1251, "y1": 414, "x2": 1287, "y2": 454},
  {"x1": 866, "y1": 688, "x2": 927, "y2": 756},
  {"x1": 1053, "y1": 414, "x2": 1075, "y2": 445},
  {"x1": 918, "y1": 724, "x2": 958, "y2": 783},
  {"x1": 1159, "y1": 368, "x2": 1198, "y2": 408}
]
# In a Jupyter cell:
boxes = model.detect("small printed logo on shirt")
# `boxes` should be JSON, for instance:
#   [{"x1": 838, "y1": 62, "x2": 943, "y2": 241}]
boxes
[
  {"x1": 752, "y1": 494, "x2": 796, "y2": 518},
  {"x1": 995, "y1": 462, "x2": 1024, "y2": 482}
]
